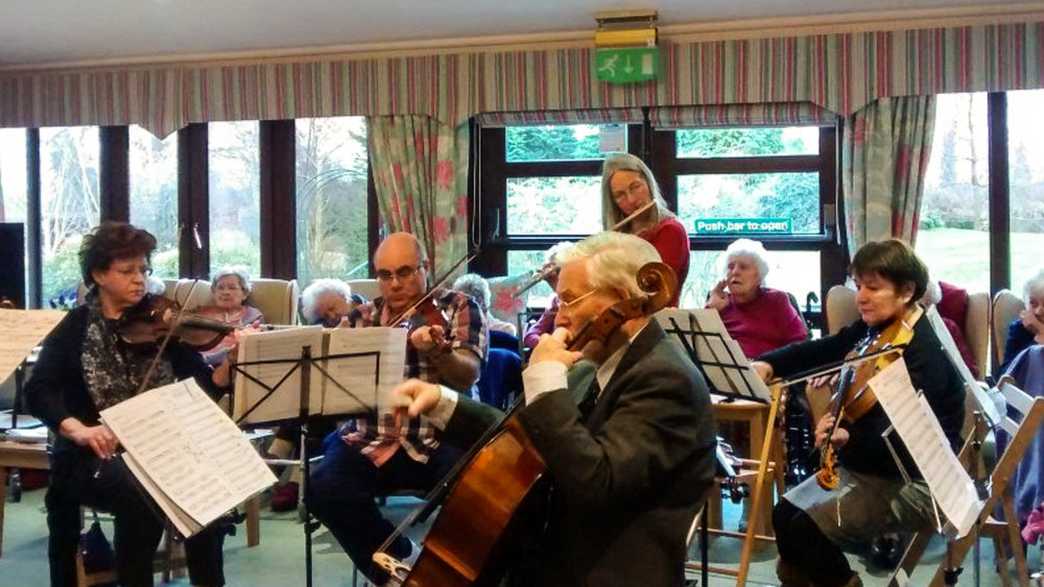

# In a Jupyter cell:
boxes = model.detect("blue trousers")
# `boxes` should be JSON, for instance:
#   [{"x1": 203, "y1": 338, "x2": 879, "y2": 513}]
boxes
[{"x1": 306, "y1": 433, "x2": 461, "y2": 583}]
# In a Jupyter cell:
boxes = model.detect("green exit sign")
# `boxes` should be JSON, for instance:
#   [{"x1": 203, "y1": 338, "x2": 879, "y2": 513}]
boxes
[
  {"x1": 695, "y1": 218, "x2": 793, "y2": 235},
  {"x1": 595, "y1": 47, "x2": 659, "y2": 84}
]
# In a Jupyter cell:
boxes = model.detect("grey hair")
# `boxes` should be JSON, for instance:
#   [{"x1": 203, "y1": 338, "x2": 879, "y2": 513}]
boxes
[
  {"x1": 600, "y1": 152, "x2": 674, "y2": 231},
  {"x1": 557, "y1": 231, "x2": 662, "y2": 299},
  {"x1": 300, "y1": 278, "x2": 353, "y2": 324},
  {"x1": 722, "y1": 239, "x2": 770, "y2": 283},
  {"x1": 211, "y1": 266, "x2": 252, "y2": 295},
  {"x1": 452, "y1": 273, "x2": 492, "y2": 312},
  {"x1": 544, "y1": 241, "x2": 575, "y2": 265},
  {"x1": 1024, "y1": 269, "x2": 1044, "y2": 301}
]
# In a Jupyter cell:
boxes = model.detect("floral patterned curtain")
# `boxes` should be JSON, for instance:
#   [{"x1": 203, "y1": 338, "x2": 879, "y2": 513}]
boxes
[
  {"x1": 842, "y1": 95, "x2": 936, "y2": 259},
  {"x1": 368, "y1": 115, "x2": 470, "y2": 279}
]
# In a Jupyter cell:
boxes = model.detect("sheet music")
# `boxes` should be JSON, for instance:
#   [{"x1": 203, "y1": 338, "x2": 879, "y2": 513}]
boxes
[
  {"x1": 0, "y1": 308, "x2": 65, "y2": 381},
  {"x1": 323, "y1": 327, "x2": 407, "y2": 415},
  {"x1": 654, "y1": 308, "x2": 771, "y2": 401},
  {"x1": 868, "y1": 358, "x2": 982, "y2": 537},
  {"x1": 234, "y1": 326, "x2": 325, "y2": 423},
  {"x1": 101, "y1": 379, "x2": 277, "y2": 537},
  {"x1": 923, "y1": 306, "x2": 1001, "y2": 425}
]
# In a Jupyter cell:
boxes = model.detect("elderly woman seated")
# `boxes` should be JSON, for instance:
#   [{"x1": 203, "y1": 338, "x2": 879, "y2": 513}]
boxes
[
  {"x1": 522, "y1": 241, "x2": 574, "y2": 350},
  {"x1": 452, "y1": 273, "x2": 517, "y2": 336},
  {"x1": 706, "y1": 238, "x2": 808, "y2": 359},
  {"x1": 1000, "y1": 268, "x2": 1044, "y2": 373},
  {"x1": 300, "y1": 278, "x2": 364, "y2": 327},
  {"x1": 195, "y1": 266, "x2": 264, "y2": 365}
]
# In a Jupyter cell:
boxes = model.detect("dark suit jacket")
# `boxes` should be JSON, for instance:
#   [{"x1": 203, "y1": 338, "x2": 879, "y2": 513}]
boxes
[{"x1": 443, "y1": 320, "x2": 717, "y2": 587}]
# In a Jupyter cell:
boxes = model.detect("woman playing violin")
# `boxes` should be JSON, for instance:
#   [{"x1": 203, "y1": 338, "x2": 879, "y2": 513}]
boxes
[
  {"x1": 25, "y1": 221, "x2": 232, "y2": 587},
  {"x1": 750, "y1": 239, "x2": 965, "y2": 587},
  {"x1": 394, "y1": 231, "x2": 717, "y2": 587},
  {"x1": 195, "y1": 266, "x2": 264, "y2": 365}
]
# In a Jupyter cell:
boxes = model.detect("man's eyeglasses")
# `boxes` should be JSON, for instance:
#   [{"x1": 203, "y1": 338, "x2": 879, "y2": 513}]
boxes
[
  {"x1": 559, "y1": 288, "x2": 598, "y2": 308},
  {"x1": 376, "y1": 265, "x2": 421, "y2": 283}
]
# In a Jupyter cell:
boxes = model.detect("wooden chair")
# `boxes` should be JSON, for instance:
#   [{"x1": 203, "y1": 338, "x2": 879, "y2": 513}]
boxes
[
  {"x1": 74, "y1": 518, "x2": 186, "y2": 587},
  {"x1": 993, "y1": 289, "x2": 1024, "y2": 370},
  {"x1": 889, "y1": 376, "x2": 1044, "y2": 587},
  {"x1": 965, "y1": 291, "x2": 991, "y2": 378}
]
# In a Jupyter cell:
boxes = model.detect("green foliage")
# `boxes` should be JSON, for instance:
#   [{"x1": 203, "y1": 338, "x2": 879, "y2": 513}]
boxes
[
  {"x1": 506, "y1": 125, "x2": 603, "y2": 162},
  {"x1": 677, "y1": 128, "x2": 786, "y2": 158}
]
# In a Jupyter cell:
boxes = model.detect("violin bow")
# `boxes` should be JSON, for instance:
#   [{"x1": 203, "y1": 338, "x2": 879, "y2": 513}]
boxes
[
  {"x1": 134, "y1": 279, "x2": 203, "y2": 396},
  {"x1": 770, "y1": 344, "x2": 907, "y2": 390},
  {"x1": 387, "y1": 252, "x2": 478, "y2": 327}
]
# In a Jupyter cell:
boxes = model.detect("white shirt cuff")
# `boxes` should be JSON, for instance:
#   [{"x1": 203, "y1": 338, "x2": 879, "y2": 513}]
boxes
[
  {"x1": 427, "y1": 386, "x2": 459, "y2": 430},
  {"x1": 523, "y1": 361, "x2": 568, "y2": 405}
]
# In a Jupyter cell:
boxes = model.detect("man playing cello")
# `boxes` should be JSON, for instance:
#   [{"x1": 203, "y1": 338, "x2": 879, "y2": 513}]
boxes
[{"x1": 395, "y1": 231, "x2": 717, "y2": 586}]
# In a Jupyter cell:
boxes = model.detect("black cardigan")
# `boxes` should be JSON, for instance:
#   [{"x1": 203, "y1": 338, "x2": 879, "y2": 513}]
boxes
[
  {"x1": 758, "y1": 314, "x2": 965, "y2": 479},
  {"x1": 25, "y1": 305, "x2": 224, "y2": 455}
]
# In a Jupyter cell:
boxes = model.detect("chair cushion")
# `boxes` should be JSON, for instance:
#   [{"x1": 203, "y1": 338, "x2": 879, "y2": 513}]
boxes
[
  {"x1": 487, "y1": 274, "x2": 529, "y2": 324},
  {"x1": 937, "y1": 281, "x2": 969, "y2": 333}
]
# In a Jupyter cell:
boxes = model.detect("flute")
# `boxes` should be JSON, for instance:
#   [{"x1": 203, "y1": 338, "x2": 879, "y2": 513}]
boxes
[{"x1": 610, "y1": 200, "x2": 656, "y2": 231}]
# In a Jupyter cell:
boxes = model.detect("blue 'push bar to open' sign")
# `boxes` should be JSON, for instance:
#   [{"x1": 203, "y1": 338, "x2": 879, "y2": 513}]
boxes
[{"x1": 694, "y1": 218, "x2": 792, "y2": 235}]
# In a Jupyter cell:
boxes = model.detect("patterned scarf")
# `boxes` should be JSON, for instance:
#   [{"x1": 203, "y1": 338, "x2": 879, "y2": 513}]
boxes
[{"x1": 82, "y1": 294, "x2": 176, "y2": 411}]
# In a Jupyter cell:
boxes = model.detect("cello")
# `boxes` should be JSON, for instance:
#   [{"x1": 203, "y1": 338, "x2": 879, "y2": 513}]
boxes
[{"x1": 373, "y1": 262, "x2": 678, "y2": 586}]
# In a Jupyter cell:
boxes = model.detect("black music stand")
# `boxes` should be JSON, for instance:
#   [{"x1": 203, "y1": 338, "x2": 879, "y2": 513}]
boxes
[{"x1": 233, "y1": 345, "x2": 384, "y2": 587}]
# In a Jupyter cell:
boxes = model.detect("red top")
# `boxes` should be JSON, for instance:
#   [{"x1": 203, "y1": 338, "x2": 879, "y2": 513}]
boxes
[
  {"x1": 717, "y1": 287, "x2": 808, "y2": 359},
  {"x1": 638, "y1": 216, "x2": 689, "y2": 307}
]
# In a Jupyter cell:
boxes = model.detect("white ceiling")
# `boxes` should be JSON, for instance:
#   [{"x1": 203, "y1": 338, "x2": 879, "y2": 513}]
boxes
[{"x1": 0, "y1": 0, "x2": 1023, "y2": 67}]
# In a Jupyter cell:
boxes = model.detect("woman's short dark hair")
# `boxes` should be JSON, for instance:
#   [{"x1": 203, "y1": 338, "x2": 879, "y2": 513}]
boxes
[
  {"x1": 80, "y1": 222, "x2": 157, "y2": 287},
  {"x1": 850, "y1": 239, "x2": 929, "y2": 302}
]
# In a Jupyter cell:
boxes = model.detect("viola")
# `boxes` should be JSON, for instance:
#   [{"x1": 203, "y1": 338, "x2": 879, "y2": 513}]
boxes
[
  {"x1": 374, "y1": 262, "x2": 677, "y2": 586},
  {"x1": 815, "y1": 305, "x2": 920, "y2": 490},
  {"x1": 116, "y1": 294, "x2": 235, "y2": 352}
]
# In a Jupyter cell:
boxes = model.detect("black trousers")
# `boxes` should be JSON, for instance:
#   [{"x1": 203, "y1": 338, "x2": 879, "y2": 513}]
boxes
[
  {"x1": 773, "y1": 498, "x2": 855, "y2": 587},
  {"x1": 46, "y1": 448, "x2": 225, "y2": 587}
]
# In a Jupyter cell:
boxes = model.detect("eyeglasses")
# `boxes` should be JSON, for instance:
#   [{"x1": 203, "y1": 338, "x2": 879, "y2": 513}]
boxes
[
  {"x1": 611, "y1": 179, "x2": 648, "y2": 203},
  {"x1": 376, "y1": 265, "x2": 421, "y2": 283},
  {"x1": 112, "y1": 265, "x2": 153, "y2": 278},
  {"x1": 559, "y1": 288, "x2": 599, "y2": 308}
]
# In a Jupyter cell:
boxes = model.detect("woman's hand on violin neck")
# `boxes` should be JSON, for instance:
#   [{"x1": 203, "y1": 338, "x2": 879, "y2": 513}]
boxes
[
  {"x1": 59, "y1": 418, "x2": 119, "y2": 460},
  {"x1": 814, "y1": 415, "x2": 849, "y2": 450},
  {"x1": 750, "y1": 361, "x2": 773, "y2": 383},
  {"x1": 531, "y1": 328, "x2": 584, "y2": 369},
  {"x1": 391, "y1": 379, "x2": 442, "y2": 418},
  {"x1": 410, "y1": 325, "x2": 448, "y2": 353},
  {"x1": 808, "y1": 372, "x2": 840, "y2": 390}
]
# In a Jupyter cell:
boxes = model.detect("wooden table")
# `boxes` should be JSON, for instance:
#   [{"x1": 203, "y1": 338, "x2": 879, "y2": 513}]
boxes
[
  {"x1": 711, "y1": 397, "x2": 786, "y2": 536},
  {"x1": 0, "y1": 440, "x2": 50, "y2": 557}
]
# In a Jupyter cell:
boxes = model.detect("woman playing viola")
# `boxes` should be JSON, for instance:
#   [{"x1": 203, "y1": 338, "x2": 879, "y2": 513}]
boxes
[
  {"x1": 750, "y1": 240, "x2": 965, "y2": 587},
  {"x1": 25, "y1": 221, "x2": 233, "y2": 587},
  {"x1": 195, "y1": 266, "x2": 264, "y2": 365},
  {"x1": 601, "y1": 153, "x2": 689, "y2": 306}
]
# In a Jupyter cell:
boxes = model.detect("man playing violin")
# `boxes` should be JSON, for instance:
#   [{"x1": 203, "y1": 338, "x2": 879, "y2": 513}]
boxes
[
  {"x1": 25, "y1": 221, "x2": 233, "y2": 587},
  {"x1": 306, "y1": 232, "x2": 488, "y2": 585},
  {"x1": 750, "y1": 239, "x2": 965, "y2": 587},
  {"x1": 394, "y1": 231, "x2": 717, "y2": 586}
]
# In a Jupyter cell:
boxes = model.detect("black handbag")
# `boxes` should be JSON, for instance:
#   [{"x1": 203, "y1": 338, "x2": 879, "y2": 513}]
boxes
[{"x1": 79, "y1": 511, "x2": 116, "y2": 581}]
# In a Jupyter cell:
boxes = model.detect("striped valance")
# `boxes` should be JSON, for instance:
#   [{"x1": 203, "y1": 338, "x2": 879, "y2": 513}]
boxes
[
  {"x1": 650, "y1": 102, "x2": 839, "y2": 129},
  {"x1": 476, "y1": 107, "x2": 644, "y2": 127},
  {"x1": 1, "y1": 21, "x2": 1042, "y2": 137}
]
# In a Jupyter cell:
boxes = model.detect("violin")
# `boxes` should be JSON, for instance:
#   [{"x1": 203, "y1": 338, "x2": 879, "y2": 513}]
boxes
[
  {"x1": 116, "y1": 294, "x2": 235, "y2": 352},
  {"x1": 815, "y1": 304, "x2": 921, "y2": 490},
  {"x1": 374, "y1": 262, "x2": 677, "y2": 586}
]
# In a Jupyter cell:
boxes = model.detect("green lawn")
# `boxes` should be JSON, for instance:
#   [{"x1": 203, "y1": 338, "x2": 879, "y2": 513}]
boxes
[{"x1": 916, "y1": 227, "x2": 1044, "y2": 293}]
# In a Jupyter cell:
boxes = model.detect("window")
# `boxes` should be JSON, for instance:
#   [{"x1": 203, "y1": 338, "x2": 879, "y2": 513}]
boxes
[
  {"x1": 1007, "y1": 88, "x2": 1044, "y2": 293},
  {"x1": 677, "y1": 172, "x2": 820, "y2": 236},
  {"x1": 507, "y1": 250, "x2": 555, "y2": 306},
  {"x1": 208, "y1": 121, "x2": 260, "y2": 276},
  {"x1": 682, "y1": 250, "x2": 821, "y2": 310},
  {"x1": 477, "y1": 123, "x2": 633, "y2": 282},
  {"x1": 676, "y1": 127, "x2": 819, "y2": 158},
  {"x1": 295, "y1": 116, "x2": 369, "y2": 285},
  {"x1": 0, "y1": 129, "x2": 28, "y2": 300},
  {"x1": 129, "y1": 126, "x2": 179, "y2": 278},
  {"x1": 40, "y1": 126, "x2": 99, "y2": 306},
  {"x1": 916, "y1": 93, "x2": 990, "y2": 293}
]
